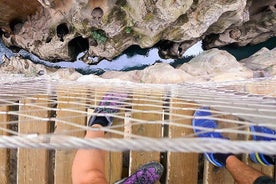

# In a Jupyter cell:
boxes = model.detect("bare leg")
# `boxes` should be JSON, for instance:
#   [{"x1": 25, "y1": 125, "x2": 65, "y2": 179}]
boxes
[
  {"x1": 72, "y1": 124, "x2": 107, "y2": 184},
  {"x1": 226, "y1": 155, "x2": 264, "y2": 184}
]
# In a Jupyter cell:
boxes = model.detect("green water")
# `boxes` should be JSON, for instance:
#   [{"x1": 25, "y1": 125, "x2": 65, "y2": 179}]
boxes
[{"x1": 221, "y1": 37, "x2": 276, "y2": 61}]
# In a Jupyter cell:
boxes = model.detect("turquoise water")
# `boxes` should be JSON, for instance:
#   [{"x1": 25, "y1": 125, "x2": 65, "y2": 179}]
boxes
[{"x1": 221, "y1": 37, "x2": 276, "y2": 60}]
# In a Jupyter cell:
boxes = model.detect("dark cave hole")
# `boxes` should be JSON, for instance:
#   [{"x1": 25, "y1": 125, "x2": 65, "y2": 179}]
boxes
[
  {"x1": 0, "y1": 29, "x2": 9, "y2": 38},
  {"x1": 255, "y1": 6, "x2": 269, "y2": 14},
  {"x1": 68, "y1": 36, "x2": 89, "y2": 60},
  {"x1": 122, "y1": 45, "x2": 149, "y2": 58},
  {"x1": 202, "y1": 34, "x2": 219, "y2": 50},
  {"x1": 155, "y1": 40, "x2": 175, "y2": 59},
  {"x1": 57, "y1": 23, "x2": 69, "y2": 42},
  {"x1": 3, "y1": 32, "x2": 10, "y2": 38},
  {"x1": 8, "y1": 45, "x2": 21, "y2": 53},
  {"x1": 178, "y1": 47, "x2": 183, "y2": 54},
  {"x1": 91, "y1": 7, "x2": 104, "y2": 19},
  {"x1": 46, "y1": 36, "x2": 52, "y2": 43},
  {"x1": 9, "y1": 19, "x2": 23, "y2": 34}
]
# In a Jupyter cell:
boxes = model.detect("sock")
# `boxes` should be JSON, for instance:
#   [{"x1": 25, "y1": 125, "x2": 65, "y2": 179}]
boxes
[
  {"x1": 90, "y1": 116, "x2": 109, "y2": 127},
  {"x1": 213, "y1": 153, "x2": 233, "y2": 166}
]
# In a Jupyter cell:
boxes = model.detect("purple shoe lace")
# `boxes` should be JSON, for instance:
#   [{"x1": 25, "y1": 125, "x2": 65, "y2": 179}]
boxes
[
  {"x1": 121, "y1": 162, "x2": 163, "y2": 184},
  {"x1": 88, "y1": 92, "x2": 128, "y2": 126}
]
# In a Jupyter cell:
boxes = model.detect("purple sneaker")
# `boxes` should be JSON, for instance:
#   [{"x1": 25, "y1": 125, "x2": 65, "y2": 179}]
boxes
[
  {"x1": 115, "y1": 162, "x2": 163, "y2": 184},
  {"x1": 88, "y1": 92, "x2": 128, "y2": 127}
]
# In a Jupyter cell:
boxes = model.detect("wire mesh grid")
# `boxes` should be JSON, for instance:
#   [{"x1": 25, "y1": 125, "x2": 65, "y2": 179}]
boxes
[{"x1": 0, "y1": 77, "x2": 276, "y2": 154}]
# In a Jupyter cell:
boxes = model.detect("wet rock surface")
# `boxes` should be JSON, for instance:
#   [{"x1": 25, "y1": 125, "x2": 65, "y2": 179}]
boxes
[{"x1": 0, "y1": 0, "x2": 275, "y2": 62}]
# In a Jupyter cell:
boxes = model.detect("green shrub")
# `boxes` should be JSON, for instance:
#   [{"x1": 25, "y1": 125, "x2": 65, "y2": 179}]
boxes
[
  {"x1": 91, "y1": 30, "x2": 107, "y2": 43},
  {"x1": 125, "y1": 27, "x2": 132, "y2": 34}
]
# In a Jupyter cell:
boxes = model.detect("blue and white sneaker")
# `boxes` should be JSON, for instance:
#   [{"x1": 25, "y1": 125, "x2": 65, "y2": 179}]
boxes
[
  {"x1": 250, "y1": 125, "x2": 276, "y2": 166},
  {"x1": 192, "y1": 107, "x2": 226, "y2": 167}
]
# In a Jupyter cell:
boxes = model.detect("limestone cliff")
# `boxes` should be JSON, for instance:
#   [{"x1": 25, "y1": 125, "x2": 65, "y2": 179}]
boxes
[{"x1": 0, "y1": 0, "x2": 275, "y2": 63}]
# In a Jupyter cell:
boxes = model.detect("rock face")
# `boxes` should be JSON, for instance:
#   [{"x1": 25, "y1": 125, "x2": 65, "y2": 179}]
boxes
[
  {"x1": 0, "y1": 55, "x2": 46, "y2": 76},
  {"x1": 0, "y1": 0, "x2": 276, "y2": 62},
  {"x1": 102, "y1": 48, "x2": 253, "y2": 83},
  {"x1": 0, "y1": 55, "x2": 82, "y2": 80},
  {"x1": 178, "y1": 49, "x2": 253, "y2": 82},
  {"x1": 240, "y1": 47, "x2": 276, "y2": 77},
  {"x1": 102, "y1": 63, "x2": 193, "y2": 83}
]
